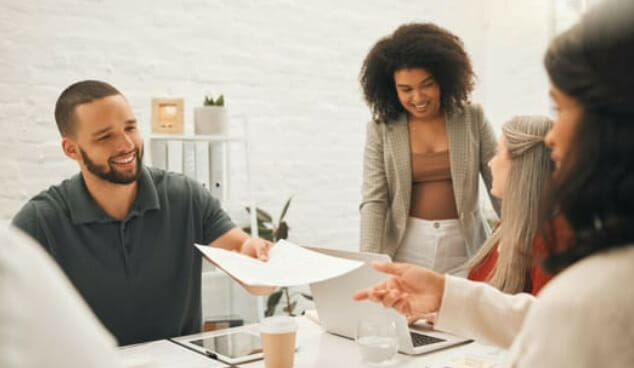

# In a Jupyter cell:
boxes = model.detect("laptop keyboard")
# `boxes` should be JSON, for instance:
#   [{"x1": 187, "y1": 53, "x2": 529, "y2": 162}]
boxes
[{"x1": 410, "y1": 332, "x2": 445, "y2": 347}]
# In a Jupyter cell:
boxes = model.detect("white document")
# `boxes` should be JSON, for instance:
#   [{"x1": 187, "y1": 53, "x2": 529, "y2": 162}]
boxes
[
  {"x1": 183, "y1": 142, "x2": 197, "y2": 180},
  {"x1": 118, "y1": 339, "x2": 225, "y2": 368},
  {"x1": 194, "y1": 240, "x2": 363, "y2": 287},
  {"x1": 209, "y1": 142, "x2": 227, "y2": 201},
  {"x1": 167, "y1": 140, "x2": 183, "y2": 173},
  {"x1": 149, "y1": 140, "x2": 167, "y2": 169},
  {"x1": 194, "y1": 141, "x2": 211, "y2": 190}
]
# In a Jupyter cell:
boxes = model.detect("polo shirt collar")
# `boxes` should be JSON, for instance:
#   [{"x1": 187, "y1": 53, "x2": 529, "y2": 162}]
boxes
[{"x1": 69, "y1": 166, "x2": 161, "y2": 225}]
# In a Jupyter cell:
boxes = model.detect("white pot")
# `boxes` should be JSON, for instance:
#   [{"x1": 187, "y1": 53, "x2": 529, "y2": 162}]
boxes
[{"x1": 194, "y1": 106, "x2": 228, "y2": 135}]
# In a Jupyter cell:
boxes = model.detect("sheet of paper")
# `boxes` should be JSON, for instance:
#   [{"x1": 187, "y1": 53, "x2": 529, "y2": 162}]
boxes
[
  {"x1": 424, "y1": 346, "x2": 506, "y2": 368},
  {"x1": 118, "y1": 339, "x2": 225, "y2": 368},
  {"x1": 447, "y1": 357, "x2": 497, "y2": 368},
  {"x1": 195, "y1": 240, "x2": 363, "y2": 286}
]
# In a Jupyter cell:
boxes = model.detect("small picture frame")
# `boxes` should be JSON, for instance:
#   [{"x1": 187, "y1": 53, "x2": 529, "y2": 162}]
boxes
[{"x1": 151, "y1": 98, "x2": 184, "y2": 134}]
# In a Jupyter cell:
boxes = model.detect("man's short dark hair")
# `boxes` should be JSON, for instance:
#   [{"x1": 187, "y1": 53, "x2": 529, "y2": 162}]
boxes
[{"x1": 54, "y1": 80, "x2": 121, "y2": 137}]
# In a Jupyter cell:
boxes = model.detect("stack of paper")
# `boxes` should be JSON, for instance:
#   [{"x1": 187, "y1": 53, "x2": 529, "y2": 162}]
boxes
[{"x1": 195, "y1": 240, "x2": 363, "y2": 287}]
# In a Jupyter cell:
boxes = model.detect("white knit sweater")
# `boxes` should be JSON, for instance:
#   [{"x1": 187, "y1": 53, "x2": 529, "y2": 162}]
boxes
[
  {"x1": 436, "y1": 245, "x2": 634, "y2": 367},
  {"x1": 0, "y1": 227, "x2": 123, "y2": 368}
]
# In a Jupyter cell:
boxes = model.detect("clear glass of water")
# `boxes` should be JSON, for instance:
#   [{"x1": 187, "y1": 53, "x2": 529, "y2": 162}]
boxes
[{"x1": 355, "y1": 319, "x2": 399, "y2": 366}]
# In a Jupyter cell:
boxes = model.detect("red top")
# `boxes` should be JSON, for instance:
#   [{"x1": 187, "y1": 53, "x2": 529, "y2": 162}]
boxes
[{"x1": 468, "y1": 216, "x2": 572, "y2": 295}]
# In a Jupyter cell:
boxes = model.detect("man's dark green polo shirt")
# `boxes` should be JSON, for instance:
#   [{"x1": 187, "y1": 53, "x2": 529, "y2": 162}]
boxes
[{"x1": 12, "y1": 166, "x2": 235, "y2": 345}]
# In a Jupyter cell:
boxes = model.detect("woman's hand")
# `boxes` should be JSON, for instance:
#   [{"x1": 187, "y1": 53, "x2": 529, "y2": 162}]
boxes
[
  {"x1": 407, "y1": 312, "x2": 437, "y2": 326},
  {"x1": 353, "y1": 262, "x2": 446, "y2": 320}
]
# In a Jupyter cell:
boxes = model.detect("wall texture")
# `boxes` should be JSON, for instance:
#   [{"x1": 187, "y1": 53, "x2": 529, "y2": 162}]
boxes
[{"x1": 0, "y1": 0, "x2": 552, "y2": 251}]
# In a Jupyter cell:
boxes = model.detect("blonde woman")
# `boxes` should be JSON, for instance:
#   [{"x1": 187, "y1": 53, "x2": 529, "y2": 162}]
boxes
[
  {"x1": 413, "y1": 116, "x2": 559, "y2": 325},
  {"x1": 466, "y1": 116, "x2": 565, "y2": 295}
]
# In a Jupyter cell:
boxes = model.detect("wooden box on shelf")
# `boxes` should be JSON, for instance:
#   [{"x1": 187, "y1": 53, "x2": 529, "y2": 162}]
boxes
[{"x1": 151, "y1": 98, "x2": 184, "y2": 134}]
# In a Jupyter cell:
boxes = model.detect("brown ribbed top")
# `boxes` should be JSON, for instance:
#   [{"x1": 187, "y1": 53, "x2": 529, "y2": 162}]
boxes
[{"x1": 410, "y1": 150, "x2": 459, "y2": 220}]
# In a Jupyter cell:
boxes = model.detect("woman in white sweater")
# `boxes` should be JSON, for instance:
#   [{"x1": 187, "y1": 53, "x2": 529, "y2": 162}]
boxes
[
  {"x1": 354, "y1": 1, "x2": 634, "y2": 367},
  {"x1": 0, "y1": 226, "x2": 124, "y2": 368}
]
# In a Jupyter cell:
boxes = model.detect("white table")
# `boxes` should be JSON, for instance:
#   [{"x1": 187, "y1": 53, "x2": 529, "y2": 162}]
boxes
[{"x1": 162, "y1": 316, "x2": 506, "y2": 368}]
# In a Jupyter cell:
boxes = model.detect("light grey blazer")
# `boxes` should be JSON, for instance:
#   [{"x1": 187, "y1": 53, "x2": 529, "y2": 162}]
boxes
[{"x1": 359, "y1": 104, "x2": 500, "y2": 258}]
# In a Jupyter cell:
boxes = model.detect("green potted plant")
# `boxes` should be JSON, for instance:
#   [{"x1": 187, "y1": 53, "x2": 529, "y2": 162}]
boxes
[
  {"x1": 194, "y1": 94, "x2": 227, "y2": 135},
  {"x1": 242, "y1": 197, "x2": 313, "y2": 317}
]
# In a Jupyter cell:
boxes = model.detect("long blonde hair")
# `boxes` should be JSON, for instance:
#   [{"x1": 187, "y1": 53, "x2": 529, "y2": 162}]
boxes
[{"x1": 467, "y1": 116, "x2": 554, "y2": 293}]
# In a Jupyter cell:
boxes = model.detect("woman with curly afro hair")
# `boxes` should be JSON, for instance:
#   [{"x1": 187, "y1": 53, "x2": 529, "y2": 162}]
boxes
[{"x1": 359, "y1": 23, "x2": 500, "y2": 275}]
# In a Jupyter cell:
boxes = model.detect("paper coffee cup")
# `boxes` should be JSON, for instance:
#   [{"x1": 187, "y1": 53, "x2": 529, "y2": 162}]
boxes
[{"x1": 260, "y1": 316, "x2": 297, "y2": 368}]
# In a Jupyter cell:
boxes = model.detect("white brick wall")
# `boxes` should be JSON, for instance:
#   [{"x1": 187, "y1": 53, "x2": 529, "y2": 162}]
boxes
[{"x1": 0, "y1": 0, "x2": 552, "y2": 252}]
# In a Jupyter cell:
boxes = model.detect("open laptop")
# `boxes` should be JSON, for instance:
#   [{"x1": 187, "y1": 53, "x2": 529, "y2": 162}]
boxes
[{"x1": 308, "y1": 247, "x2": 472, "y2": 355}]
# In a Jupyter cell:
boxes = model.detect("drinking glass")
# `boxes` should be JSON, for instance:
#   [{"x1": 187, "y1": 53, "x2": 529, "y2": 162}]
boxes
[{"x1": 355, "y1": 319, "x2": 399, "y2": 366}]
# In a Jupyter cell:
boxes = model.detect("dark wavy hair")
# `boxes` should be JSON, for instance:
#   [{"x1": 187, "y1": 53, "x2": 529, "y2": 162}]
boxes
[
  {"x1": 540, "y1": 0, "x2": 634, "y2": 272},
  {"x1": 360, "y1": 23, "x2": 474, "y2": 123}
]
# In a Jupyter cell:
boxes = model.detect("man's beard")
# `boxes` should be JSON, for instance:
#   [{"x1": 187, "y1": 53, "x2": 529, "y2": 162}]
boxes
[{"x1": 80, "y1": 147, "x2": 143, "y2": 185}]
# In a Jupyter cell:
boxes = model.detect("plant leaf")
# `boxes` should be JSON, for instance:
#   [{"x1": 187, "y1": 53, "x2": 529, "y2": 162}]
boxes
[
  {"x1": 259, "y1": 230, "x2": 274, "y2": 242},
  {"x1": 256, "y1": 208, "x2": 273, "y2": 223},
  {"x1": 243, "y1": 226, "x2": 274, "y2": 241},
  {"x1": 216, "y1": 94, "x2": 225, "y2": 106},
  {"x1": 289, "y1": 301, "x2": 297, "y2": 315},
  {"x1": 265, "y1": 289, "x2": 283, "y2": 317},
  {"x1": 278, "y1": 196, "x2": 293, "y2": 222},
  {"x1": 274, "y1": 222, "x2": 289, "y2": 241},
  {"x1": 243, "y1": 213, "x2": 267, "y2": 229},
  {"x1": 300, "y1": 293, "x2": 313, "y2": 301},
  {"x1": 245, "y1": 206, "x2": 272, "y2": 224}
]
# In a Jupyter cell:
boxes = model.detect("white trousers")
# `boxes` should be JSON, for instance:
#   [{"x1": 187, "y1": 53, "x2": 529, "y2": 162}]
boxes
[{"x1": 394, "y1": 217, "x2": 468, "y2": 276}]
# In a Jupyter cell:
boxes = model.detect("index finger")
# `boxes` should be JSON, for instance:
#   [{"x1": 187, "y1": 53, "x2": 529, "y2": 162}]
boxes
[
  {"x1": 256, "y1": 241, "x2": 270, "y2": 262},
  {"x1": 352, "y1": 284, "x2": 388, "y2": 301},
  {"x1": 352, "y1": 289, "x2": 371, "y2": 301},
  {"x1": 372, "y1": 262, "x2": 408, "y2": 277}
]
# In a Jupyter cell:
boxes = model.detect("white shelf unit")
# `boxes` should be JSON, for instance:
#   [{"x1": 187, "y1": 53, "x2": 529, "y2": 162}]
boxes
[
  {"x1": 148, "y1": 135, "x2": 236, "y2": 201},
  {"x1": 146, "y1": 116, "x2": 264, "y2": 323}
]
